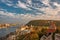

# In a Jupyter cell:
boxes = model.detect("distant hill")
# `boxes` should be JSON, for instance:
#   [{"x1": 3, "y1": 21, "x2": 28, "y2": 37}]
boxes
[{"x1": 26, "y1": 20, "x2": 60, "y2": 27}]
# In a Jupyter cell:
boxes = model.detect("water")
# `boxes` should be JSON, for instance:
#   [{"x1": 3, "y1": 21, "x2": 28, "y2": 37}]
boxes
[{"x1": 0, "y1": 25, "x2": 19, "y2": 37}]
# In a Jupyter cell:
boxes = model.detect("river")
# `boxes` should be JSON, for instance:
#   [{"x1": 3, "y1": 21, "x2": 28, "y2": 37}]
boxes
[{"x1": 0, "y1": 25, "x2": 20, "y2": 37}]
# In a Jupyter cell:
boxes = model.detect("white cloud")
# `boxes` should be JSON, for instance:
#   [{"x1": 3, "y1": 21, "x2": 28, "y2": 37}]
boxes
[
  {"x1": 17, "y1": 1, "x2": 27, "y2": 9},
  {"x1": 32, "y1": 1, "x2": 60, "y2": 20},
  {"x1": 0, "y1": 11, "x2": 35, "y2": 24},
  {"x1": 6, "y1": 3, "x2": 13, "y2": 6},
  {"x1": 41, "y1": 0, "x2": 50, "y2": 6},
  {"x1": 0, "y1": 6, "x2": 60, "y2": 21},
  {"x1": 53, "y1": 2, "x2": 60, "y2": 7},
  {"x1": 0, "y1": 11, "x2": 16, "y2": 18},
  {"x1": 38, "y1": 7, "x2": 60, "y2": 20},
  {"x1": 1, "y1": 0, "x2": 13, "y2": 6},
  {"x1": 1, "y1": 0, "x2": 12, "y2": 3},
  {"x1": 0, "y1": 11, "x2": 34, "y2": 20},
  {"x1": 16, "y1": 1, "x2": 31, "y2": 10},
  {"x1": 27, "y1": 0, "x2": 32, "y2": 5}
]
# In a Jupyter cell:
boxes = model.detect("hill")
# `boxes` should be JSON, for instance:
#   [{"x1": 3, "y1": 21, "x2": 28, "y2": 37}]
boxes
[{"x1": 26, "y1": 20, "x2": 60, "y2": 27}]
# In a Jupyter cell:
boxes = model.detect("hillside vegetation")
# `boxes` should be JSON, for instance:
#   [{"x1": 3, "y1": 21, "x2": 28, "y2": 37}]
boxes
[{"x1": 26, "y1": 20, "x2": 60, "y2": 27}]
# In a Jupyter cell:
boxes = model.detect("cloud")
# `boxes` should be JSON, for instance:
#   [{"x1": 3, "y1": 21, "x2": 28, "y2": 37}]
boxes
[
  {"x1": 0, "y1": 0, "x2": 60, "y2": 24},
  {"x1": 0, "y1": 11, "x2": 34, "y2": 19},
  {"x1": 0, "y1": 11, "x2": 16, "y2": 18},
  {"x1": 17, "y1": 1, "x2": 27, "y2": 9},
  {"x1": 41, "y1": 0, "x2": 50, "y2": 6},
  {"x1": 33, "y1": 1, "x2": 60, "y2": 20},
  {"x1": 1, "y1": 0, "x2": 14, "y2": 6},
  {"x1": 0, "y1": 9, "x2": 60, "y2": 24},
  {"x1": 27, "y1": 0, "x2": 32, "y2": 4},
  {"x1": 16, "y1": 1, "x2": 31, "y2": 10},
  {"x1": 53, "y1": 2, "x2": 60, "y2": 7},
  {"x1": 0, "y1": 11, "x2": 34, "y2": 24}
]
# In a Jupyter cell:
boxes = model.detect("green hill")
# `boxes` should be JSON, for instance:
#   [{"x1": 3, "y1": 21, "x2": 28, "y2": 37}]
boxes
[{"x1": 26, "y1": 20, "x2": 60, "y2": 27}]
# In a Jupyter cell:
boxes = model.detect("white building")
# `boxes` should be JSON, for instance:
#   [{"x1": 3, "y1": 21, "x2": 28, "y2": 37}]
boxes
[
  {"x1": 40, "y1": 33, "x2": 53, "y2": 40},
  {"x1": 55, "y1": 33, "x2": 60, "y2": 40}
]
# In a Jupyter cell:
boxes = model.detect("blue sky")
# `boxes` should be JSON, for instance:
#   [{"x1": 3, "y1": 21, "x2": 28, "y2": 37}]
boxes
[{"x1": 0, "y1": 0, "x2": 60, "y2": 24}]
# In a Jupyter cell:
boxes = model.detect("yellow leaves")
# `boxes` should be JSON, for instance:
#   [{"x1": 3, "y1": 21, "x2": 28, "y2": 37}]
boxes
[{"x1": 31, "y1": 33, "x2": 38, "y2": 38}]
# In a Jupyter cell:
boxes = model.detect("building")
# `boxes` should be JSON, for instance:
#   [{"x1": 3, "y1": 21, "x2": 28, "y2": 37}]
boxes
[
  {"x1": 40, "y1": 33, "x2": 53, "y2": 40},
  {"x1": 55, "y1": 33, "x2": 60, "y2": 40}
]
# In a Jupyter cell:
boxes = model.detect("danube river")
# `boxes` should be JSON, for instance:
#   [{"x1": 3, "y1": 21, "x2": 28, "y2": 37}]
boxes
[{"x1": 0, "y1": 25, "x2": 19, "y2": 37}]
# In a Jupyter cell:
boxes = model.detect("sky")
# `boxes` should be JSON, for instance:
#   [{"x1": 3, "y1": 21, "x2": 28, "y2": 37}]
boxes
[{"x1": 0, "y1": 0, "x2": 60, "y2": 24}]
